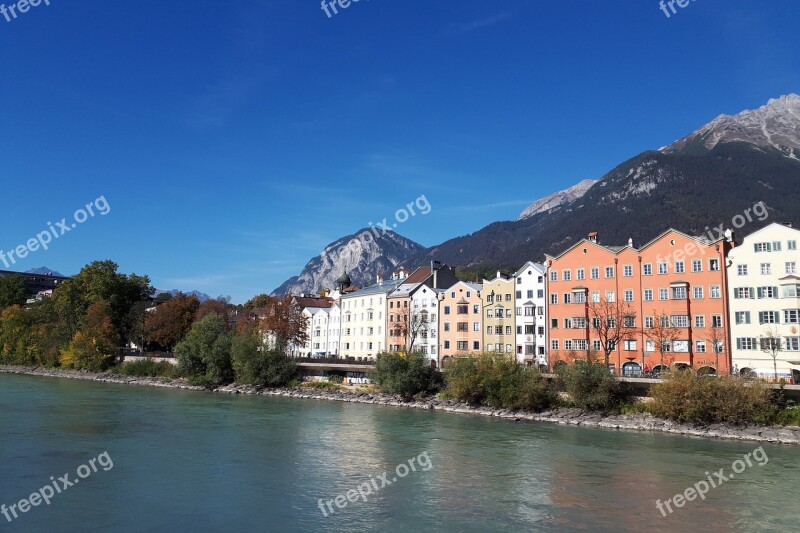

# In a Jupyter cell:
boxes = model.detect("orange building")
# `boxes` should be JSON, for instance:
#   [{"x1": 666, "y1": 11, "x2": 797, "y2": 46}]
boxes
[
  {"x1": 545, "y1": 230, "x2": 733, "y2": 376},
  {"x1": 438, "y1": 281, "x2": 483, "y2": 362}
]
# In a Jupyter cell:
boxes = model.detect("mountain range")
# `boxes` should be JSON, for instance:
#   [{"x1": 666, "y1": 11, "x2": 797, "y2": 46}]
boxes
[{"x1": 275, "y1": 94, "x2": 800, "y2": 294}]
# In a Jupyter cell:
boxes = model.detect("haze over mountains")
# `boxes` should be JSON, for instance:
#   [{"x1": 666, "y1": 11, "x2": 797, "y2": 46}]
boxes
[{"x1": 276, "y1": 94, "x2": 800, "y2": 295}]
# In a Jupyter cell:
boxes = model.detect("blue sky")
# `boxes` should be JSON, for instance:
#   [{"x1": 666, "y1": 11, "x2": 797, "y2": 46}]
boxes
[{"x1": 1, "y1": 0, "x2": 799, "y2": 302}]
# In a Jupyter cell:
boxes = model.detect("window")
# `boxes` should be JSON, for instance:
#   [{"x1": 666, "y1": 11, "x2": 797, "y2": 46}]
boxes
[
  {"x1": 525, "y1": 325, "x2": 534, "y2": 334},
  {"x1": 473, "y1": 341, "x2": 480, "y2": 350},
  {"x1": 734, "y1": 311, "x2": 750, "y2": 325},
  {"x1": 785, "y1": 285, "x2": 800, "y2": 298},
  {"x1": 671, "y1": 315, "x2": 689, "y2": 328},
  {"x1": 525, "y1": 306, "x2": 535, "y2": 316},
  {"x1": 624, "y1": 289, "x2": 634, "y2": 302},
  {"x1": 694, "y1": 315, "x2": 706, "y2": 328},
  {"x1": 786, "y1": 337, "x2": 800, "y2": 351},
  {"x1": 573, "y1": 317, "x2": 587, "y2": 329},
  {"x1": 787, "y1": 262, "x2": 797, "y2": 275},
  {"x1": 709, "y1": 259, "x2": 719, "y2": 272},
  {"x1": 473, "y1": 304, "x2": 480, "y2": 314},
  {"x1": 574, "y1": 339, "x2": 588, "y2": 351},
  {"x1": 712, "y1": 315, "x2": 723, "y2": 328},
  {"x1": 624, "y1": 315, "x2": 636, "y2": 328},
  {"x1": 457, "y1": 341, "x2": 468, "y2": 351},
  {"x1": 734, "y1": 287, "x2": 754, "y2": 299},
  {"x1": 487, "y1": 309, "x2": 493, "y2": 318},
  {"x1": 574, "y1": 292, "x2": 586, "y2": 304},
  {"x1": 658, "y1": 262, "x2": 668, "y2": 275},
  {"x1": 773, "y1": 241, "x2": 783, "y2": 252},
  {"x1": 643, "y1": 263, "x2": 653, "y2": 276},
  {"x1": 564, "y1": 318, "x2": 573, "y2": 329},
  {"x1": 516, "y1": 291, "x2": 522, "y2": 299},
  {"x1": 693, "y1": 286, "x2": 704, "y2": 300},
  {"x1": 591, "y1": 292, "x2": 600, "y2": 303},
  {"x1": 623, "y1": 265, "x2": 633, "y2": 277},
  {"x1": 624, "y1": 340, "x2": 637, "y2": 351},
  {"x1": 737, "y1": 265, "x2": 748, "y2": 276},
  {"x1": 755, "y1": 242, "x2": 771, "y2": 253},
  {"x1": 564, "y1": 340, "x2": 573, "y2": 351},
  {"x1": 645, "y1": 316, "x2": 654, "y2": 328},
  {"x1": 505, "y1": 294, "x2": 512, "y2": 302},
  {"x1": 606, "y1": 290, "x2": 615, "y2": 302},
  {"x1": 592, "y1": 340, "x2": 601, "y2": 352},
  {"x1": 551, "y1": 339, "x2": 559, "y2": 351},
  {"x1": 672, "y1": 286, "x2": 687, "y2": 300},
  {"x1": 551, "y1": 318, "x2": 558, "y2": 329},
  {"x1": 563, "y1": 270, "x2": 571, "y2": 281},
  {"x1": 605, "y1": 266, "x2": 615, "y2": 278},
  {"x1": 444, "y1": 323, "x2": 451, "y2": 332},
  {"x1": 550, "y1": 271, "x2": 558, "y2": 282},
  {"x1": 737, "y1": 338, "x2": 757, "y2": 350},
  {"x1": 457, "y1": 305, "x2": 468, "y2": 314},
  {"x1": 692, "y1": 259, "x2": 702, "y2": 273},
  {"x1": 646, "y1": 340, "x2": 655, "y2": 352},
  {"x1": 659, "y1": 288, "x2": 669, "y2": 301},
  {"x1": 506, "y1": 326, "x2": 512, "y2": 335},
  {"x1": 789, "y1": 240, "x2": 797, "y2": 251},
  {"x1": 759, "y1": 311, "x2": 779, "y2": 324},
  {"x1": 457, "y1": 322, "x2": 468, "y2": 332},
  {"x1": 516, "y1": 278, "x2": 521, "y2": 285},
  {"x1": 527, "y1": 290, "x2": 534, "y2": 298},
  {"x1": 761, "y1": 263, "x2": 772, "y2": 275},
  {"x1": 784, "y1": 309, "x2": 800, "y2": 324},
  {"x1": 444, "y1": 306, "x2": 451, "y2": 315},
  {"x1": 644, "y1": 289, "x2": 653, "y2": 301},
  {"x1": 710, "y1": 286, "x2": 721, "y2": 299},
  {"x1": 758, "y1": 287, "x2": 778, "y2": 299},
  {"x1": 675, "y1": 261, "x2": 685, "y2": 274},
  {"x1": 576, "y1": 268, "x2": 585, "y2": 280},
  {"x1": 444, "y1": 340, "x2": 450, "y2": 350},
  {"x1": 466, "y1": 291, "x2": 471, "y2": 298},
  {"x1": 473, "y1": 322, "x2": 480, "y2": 331},
  {"x1": 487, "y1": 294, "x2": 494, "y2": 303},
  {"x1": 591, "y1": 267, "x2": 600, "y2": 279},
  {"x1": 696, "y1": 340, "x2": 707, "y2": 353},
  {"x1": 563, "y1": 294, "x2": 572, "y2": 304}
]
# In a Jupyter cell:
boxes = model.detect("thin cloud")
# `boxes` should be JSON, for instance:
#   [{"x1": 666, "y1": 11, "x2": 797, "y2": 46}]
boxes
[{"x1": 444, "y1": 12, "x2": 512, "y2": 35}]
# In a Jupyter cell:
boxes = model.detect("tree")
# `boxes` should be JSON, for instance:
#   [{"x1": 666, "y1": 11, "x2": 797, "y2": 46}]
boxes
[
  {"x1": 243, "y1": 294, "x2": 272, "y2": 311},
  {"x1": 643, "y1": 311, "x2": 681, "y2": 375},
  {"x1": 60, "y1": 301, "x2": 119, "y2": 371},
  {"x1": 53, "y1": 260, "x2": 152, "y2": 340},
  {"x1": 175, "y1": 313, "x2": 233, "y2": 385},
  {"x1": 391, "y1": 304, "x2": 430, "y2": 352},
  {"x1": 0, "y1": 275, "x2": 26, "y2": 309},
  {"x1": 254, "y1": 296, "x2": 308, "y2": 353},
  {"x1": 372, "y1": 351, "x2": 442, "y2": 399},
  {"x1": 588, "y1": 298, "x2": 638, "y2": 370},
  {"x1": 195, "y1": 297, "x2": 232, "y2": 324},
  {"x1": 759, "y1": 326, "x2": 782, "y2": 382},
  {"x1": 707, "y1": 325, "x2": 726, "y2": 375},
  {"x1": 144, "y1": 293, "x2": 200, "y2": 351},
  {"x1": 231, "y1": 327, "x2": 297, "y2": 386}
]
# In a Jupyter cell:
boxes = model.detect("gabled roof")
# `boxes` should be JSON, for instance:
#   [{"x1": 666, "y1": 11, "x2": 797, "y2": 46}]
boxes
[
  {"x1": 292, "y1": 296, "x2": 333, "y2": 309},
  {"x1": 513, "y1": 262, "x2": 546, "y2": 277},
  {"x1": 342, "y1": 278, "x2": 404, "y2": 299}
]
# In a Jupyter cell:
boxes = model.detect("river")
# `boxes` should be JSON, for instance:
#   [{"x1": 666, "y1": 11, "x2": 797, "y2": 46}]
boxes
[{"x1": 0, "y1": 374, "x2": 797, "y2": 532}]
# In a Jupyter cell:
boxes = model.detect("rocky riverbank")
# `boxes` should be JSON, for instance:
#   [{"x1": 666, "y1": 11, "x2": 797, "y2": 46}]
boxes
[{"x1": 3, "y1": 365, "x2": 800, "y2": 445}]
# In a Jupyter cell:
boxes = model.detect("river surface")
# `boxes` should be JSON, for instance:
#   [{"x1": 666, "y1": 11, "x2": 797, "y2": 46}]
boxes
[{"x1": 1, "y1": 374, "x2": 798, "y2": 532}]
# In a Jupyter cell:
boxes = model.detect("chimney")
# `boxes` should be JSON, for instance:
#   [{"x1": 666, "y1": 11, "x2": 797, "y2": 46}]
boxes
[
  {"x1": 377, "y1": 274, "x2": 384, "y2": 285},
  {"x1": 628, "y1": 237, "x2": 634, "y2": 248},
  {"x1": 588, "y1": 231, "x2": 598, "y2": 244}
]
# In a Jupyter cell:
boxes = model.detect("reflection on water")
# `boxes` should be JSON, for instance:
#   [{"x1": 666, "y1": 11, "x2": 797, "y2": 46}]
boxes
[{"x1": 0, "y1": 374, "x2": 798, "y2": 532}]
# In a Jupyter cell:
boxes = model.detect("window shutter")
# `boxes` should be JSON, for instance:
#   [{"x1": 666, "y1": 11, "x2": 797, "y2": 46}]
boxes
[
  {"x1": 750, "y1": 287, "x2": 755, "y2": 299},
  {"x1": 757, "y1": 287, "x2": 763, "y2": 298}
]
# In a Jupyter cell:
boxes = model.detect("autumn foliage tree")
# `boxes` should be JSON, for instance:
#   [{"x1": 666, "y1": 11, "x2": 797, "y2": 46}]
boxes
[
  {"x1": 252, "y1": 296, "x2": 308, "y2": 353},
  {"x1": 643, "y1": 311, "x2": 681, "y2": 374},
  {"x1": 61, "y1": 301, "x2": 120, "y2": 371},
  {"x1": 144, "y1": 294, "x2": 200, "y2": 351}
]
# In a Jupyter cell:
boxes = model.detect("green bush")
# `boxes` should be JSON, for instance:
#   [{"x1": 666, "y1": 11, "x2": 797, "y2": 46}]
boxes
[
  {"x1": 114, "y1": 358, "x2": 178, "y2": 378},
  {"x1": 373, "y1": 351, "x2": 442, "y2": 400},
  {"x1": 444, "y1": 354, "x2": 556, "y2": 411},
  {"x1": 231, "y1": 328, "x2": 297, "y2": 387},
  {"x1": 556, "y1": 362, "x2": 631, "y2": 413},
  {"x1": 302, "y1": 381, "x2": 342, "y2": 391},
  {"x1": 649, "y1": 372, "x2": 777, "y2": 425}
]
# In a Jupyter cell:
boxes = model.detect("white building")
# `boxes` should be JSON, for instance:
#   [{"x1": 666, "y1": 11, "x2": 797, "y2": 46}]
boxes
[
  {"x1": 728, "y1": 223, "x2": 800, "y2": 382},
  {"x1": 340, "y1": 276, "x2": 404, "y2": 360},
  {"x1": 513, "y1": 262, "x2": 548, "y2": 367},
  {"x1": 327, "y1": 303, "x2": 341, "y2": 356},
  {"x1": 408, "y1": 284, "x2": 444, "y2": 365}
]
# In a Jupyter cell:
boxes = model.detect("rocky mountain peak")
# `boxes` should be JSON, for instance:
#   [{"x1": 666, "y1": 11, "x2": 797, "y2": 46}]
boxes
[{"x1": 517, "y1": 179, "x2": 597, "y2": 221}]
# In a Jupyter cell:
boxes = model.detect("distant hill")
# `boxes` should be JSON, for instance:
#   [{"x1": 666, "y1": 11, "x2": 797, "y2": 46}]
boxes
[
  {"x1": 154, "y1": 289, "x2": 212, "y2": 303},
  {"x1": 25, "y1": 267, "x2": 65, "y2": 277}
]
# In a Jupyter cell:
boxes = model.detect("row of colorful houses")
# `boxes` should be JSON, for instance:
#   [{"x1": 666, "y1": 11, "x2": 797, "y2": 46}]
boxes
[{"x1": 288, "y1": 222, "x2": 800, "y2": 383}]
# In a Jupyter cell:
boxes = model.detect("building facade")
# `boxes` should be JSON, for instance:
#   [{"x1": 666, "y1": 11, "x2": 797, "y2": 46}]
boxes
[
  {"x1": 438, "y1": 281, "x2": 483, "y2": 362},
  {"x1": 482, "y1": 272, "x2": 516, "y2": 356},
  {"x1": 727, "y1": 223, "x2": 800, "y2": 382},
  {"x1": 513, "y1": 262, "x2": 548, "y2": 367},
  {"x1": 409, "y1": 284, "x2": 444, "y2": 366},
  {"x1": 340, "y1": 277, "x2": 403, "y2": 360},
  {"x1": 546, "y1": 230, "x2": 732, "y2": 376}
]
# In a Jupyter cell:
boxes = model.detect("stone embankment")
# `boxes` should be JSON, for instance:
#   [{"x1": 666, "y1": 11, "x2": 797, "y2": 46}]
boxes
[{"x1": 3, "y1": 365, "x2": 799, "y2": 445}]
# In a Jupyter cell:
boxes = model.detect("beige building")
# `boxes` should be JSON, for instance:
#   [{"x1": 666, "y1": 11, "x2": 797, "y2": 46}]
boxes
[
  {"x1": 438, "y1": 281, "x2": 483, "y2": 363},
  {"x1": 482, "y1": 272, "x2": 515, "y2": 356}
]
